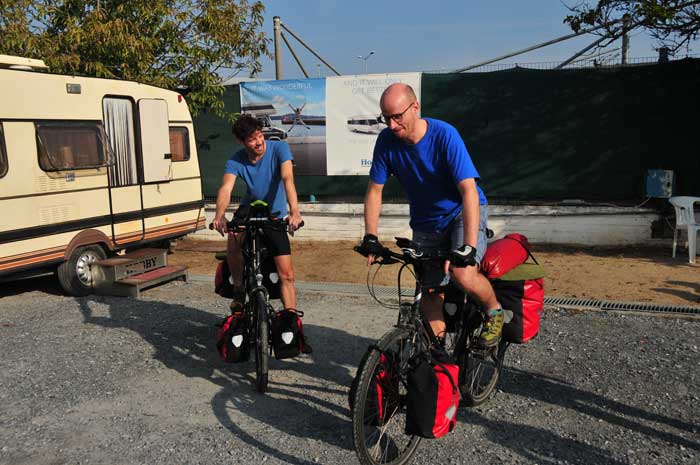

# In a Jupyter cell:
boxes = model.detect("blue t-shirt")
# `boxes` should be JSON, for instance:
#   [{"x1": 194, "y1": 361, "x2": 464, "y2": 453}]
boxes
[
  {"x1": 370, "y1": 118, "x2": 487, "y2": 233},
  {"x1": 225, "y1": 140, "x2": 293, "y2": 217}
]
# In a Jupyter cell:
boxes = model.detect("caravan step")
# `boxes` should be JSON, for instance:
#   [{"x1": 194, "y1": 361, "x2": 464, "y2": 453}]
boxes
[
  {"x1": 94, "y1": 248, "x2": 168, "y2": 281},
  {"x1": 94, "y1": 265, "x2": 188, "y2": 298},
  {"x1": 92, "y1": 248, "x2": 187, "y2": 297}
]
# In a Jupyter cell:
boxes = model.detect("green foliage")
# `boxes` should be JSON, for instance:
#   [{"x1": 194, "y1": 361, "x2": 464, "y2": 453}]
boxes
[
  {"x1": 564, "y1": 1, "x2": 700, "y2": 54},
  {"x1": 0, "y1": 0, "x2": 269, "y2": 119}
]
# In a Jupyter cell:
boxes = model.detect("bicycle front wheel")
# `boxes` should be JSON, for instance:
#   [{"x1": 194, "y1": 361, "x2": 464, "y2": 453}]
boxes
[
  {"x1": 253, "y1": 291, "x2": 269, "y2": 393},
  {"x1": 351, "y1": 328, "x2": 422, "y2": 465}
]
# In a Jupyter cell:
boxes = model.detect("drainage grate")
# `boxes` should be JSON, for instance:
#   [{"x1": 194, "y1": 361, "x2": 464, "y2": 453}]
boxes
[
  {"x1": 190, "y1": 275, "x2": 700, "y2": 316},
  {"x1": 544, "y1": 296, "x2": 700, "y2": 315}
]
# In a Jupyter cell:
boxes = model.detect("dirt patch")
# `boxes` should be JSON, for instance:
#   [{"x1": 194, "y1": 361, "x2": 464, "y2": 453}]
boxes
[{"x1": 169, "y1": 238, "x2": 700, "y2": 306}]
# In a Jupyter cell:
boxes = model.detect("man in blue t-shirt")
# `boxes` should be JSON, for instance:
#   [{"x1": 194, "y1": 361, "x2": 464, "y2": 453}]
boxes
[
  {"x1": 358, "y1": 83, "x2": 504, "y2": 348},
  {"x1": 212, "y1": 115, "x2": 310, "y2": 352}
]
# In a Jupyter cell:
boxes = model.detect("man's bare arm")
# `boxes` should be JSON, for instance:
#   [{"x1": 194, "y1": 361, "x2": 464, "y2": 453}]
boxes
[
  {"x1": 363, "y1": 181, "x2": 384, "y2": 236},
  {"x1": 280, "y1": 160, "x2": 302, "y2": 231},
  {"x1": 212, "y1": 173, "x2": 236, "y2": 235}
]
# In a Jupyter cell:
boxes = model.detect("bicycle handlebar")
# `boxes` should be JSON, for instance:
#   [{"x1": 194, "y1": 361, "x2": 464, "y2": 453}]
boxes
[
  {"x1": 208, "y1": 217, "x2": 305, "y2": 233},
  {"x1": 354, "y1": 237, "x2": 449, "y2": 266}
]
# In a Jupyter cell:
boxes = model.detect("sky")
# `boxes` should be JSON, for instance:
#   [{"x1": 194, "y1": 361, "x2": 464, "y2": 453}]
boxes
[{"x1": 247, "y1": 0, "x2": 696, "y2": 80}]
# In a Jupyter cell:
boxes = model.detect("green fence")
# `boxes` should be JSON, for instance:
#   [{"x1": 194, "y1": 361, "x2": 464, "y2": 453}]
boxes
[{"x1": 194, "y1": 59, "x2": 700, "y2": 202}]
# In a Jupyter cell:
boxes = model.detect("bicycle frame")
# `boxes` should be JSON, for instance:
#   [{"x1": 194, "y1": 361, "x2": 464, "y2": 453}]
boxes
[{"x1": 241, "y1": 225, "x2": 271, "y2": 303}]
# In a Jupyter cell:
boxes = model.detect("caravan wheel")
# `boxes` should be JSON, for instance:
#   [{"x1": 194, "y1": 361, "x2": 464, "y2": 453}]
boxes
[{"x1": 57, "y1": 245, "x2": 106, "y2": 296}]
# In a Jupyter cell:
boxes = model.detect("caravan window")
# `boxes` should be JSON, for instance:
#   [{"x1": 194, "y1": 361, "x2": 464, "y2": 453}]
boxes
[
  {"x1": 36, "y1": 122, "x2": 110, "y2": 171},
  {"x1": 0, "y1": 123, "x2": 7, "y2": 178},
  {"x1": 169, "y1": 127, "x2": 190, "y2": 162}
]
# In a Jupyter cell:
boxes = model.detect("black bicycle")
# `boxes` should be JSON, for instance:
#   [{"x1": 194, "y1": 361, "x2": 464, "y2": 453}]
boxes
[
  {"x1": 214, "y1": 203, "x2": 301, "y2": 393},
  {"x1": 351, "y1": 238, "x2": 508, "y2": 465}
]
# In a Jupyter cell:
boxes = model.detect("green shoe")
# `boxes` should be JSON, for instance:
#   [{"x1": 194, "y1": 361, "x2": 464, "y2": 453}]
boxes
[{"x1": 478, "y1": 308, "x2": 504, "y2": 348}]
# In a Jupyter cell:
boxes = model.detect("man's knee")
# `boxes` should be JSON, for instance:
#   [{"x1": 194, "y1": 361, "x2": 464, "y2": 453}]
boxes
[
  {"x1": 451, "y1": 266, "x2": 479, "y2": 291},
  {"x1": 275, "y1": 257, "x2": 295, "y2": 284},
  {"x1": 278, "y1": 268, "x2": 294, "y2": 284}
]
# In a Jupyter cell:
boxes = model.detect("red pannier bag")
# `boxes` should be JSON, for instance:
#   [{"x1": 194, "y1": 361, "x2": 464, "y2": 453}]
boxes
[
  {"x1": 480, "y1": 233, "x2": 530, "y2": 279},
  {"x1": 405, "y1": 348, "x2": 460, "y2": 439},
  {"x1": 216, "y1": 314, "x2": 250, "y2": 363},
  {"x1": 271, "y1": 309, "x2": 304, "y2": 360},
  {"x1": 482, "y1": 232, "x2": 546, "y2": 343},
  {"x1": 491, "y1": 276, "x2": 544, "y2": 343}
]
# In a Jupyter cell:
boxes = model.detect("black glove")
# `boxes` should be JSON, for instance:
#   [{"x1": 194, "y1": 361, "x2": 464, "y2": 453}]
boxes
[
  {"x1": 357, "y1": 234, "x2": 385, "y2": 257},
  {"x1": 449, "y1": 244, "x2": 477, "y2": 267}
]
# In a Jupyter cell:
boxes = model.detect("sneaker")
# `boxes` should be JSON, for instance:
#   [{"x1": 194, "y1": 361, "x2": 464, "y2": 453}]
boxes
[
  {"x1": 229, "y1": 288, "x2": 245, "y2": 314},
  {"x1": 478, "y1": 308, "x2": 504, "y2": 348}
]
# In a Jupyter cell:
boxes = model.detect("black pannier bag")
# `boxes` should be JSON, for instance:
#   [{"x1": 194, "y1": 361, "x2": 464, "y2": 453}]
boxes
[
  {"x1": 405, "y1": 348, "x2": 460, "y2": 439},
  {"x1": 442, "y1": 285, "x2": 466, "y2": 333},
  {"x1": 216, "y1": 314, "x2": 250, "y2": 363},
  {"x1": 271, "y1": 309, "x2": 304, "y2": 359},
  {"x1": 348, "y1": 347, "x2": 400, "y2": 426},
  {"x1": 214, "y1": 259, "x2": 234, "y2": 298},
  {"x1": 261, "y1": 255, "x2": 281, "y2": 300}
]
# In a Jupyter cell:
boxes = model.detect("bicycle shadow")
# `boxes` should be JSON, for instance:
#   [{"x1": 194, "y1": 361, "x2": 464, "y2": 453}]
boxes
[
  {"x1": 460, "y1": 366, "x2": 700, "y2": 464},
  {"x1": 76, "y1": 295, "x2": 372, "y2": 463},
  {"x1": 458, "y1": 410, "x2": 627, "y2": 465}
]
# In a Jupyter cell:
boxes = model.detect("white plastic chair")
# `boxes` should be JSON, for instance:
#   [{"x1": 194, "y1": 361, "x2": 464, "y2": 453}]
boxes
[{"x1": 669, "y1": 196, "x2": 700, "y2": 264}]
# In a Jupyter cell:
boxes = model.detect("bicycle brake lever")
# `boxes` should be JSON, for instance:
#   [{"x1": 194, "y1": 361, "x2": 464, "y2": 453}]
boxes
[{"x1": 374, "y1": 256, "x2": 398, "y2": 265}]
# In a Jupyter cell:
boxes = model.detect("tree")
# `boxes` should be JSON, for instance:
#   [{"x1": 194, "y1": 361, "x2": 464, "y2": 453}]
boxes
[
  {"x1": 564, "y1": 1, "x2": 700, "y2": 54},
  {"x1": 0, "y1": 0, "x2": 269, "y2": 119}
]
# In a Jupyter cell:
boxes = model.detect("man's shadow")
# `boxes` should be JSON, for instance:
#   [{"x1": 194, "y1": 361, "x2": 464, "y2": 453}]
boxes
[
  {"x1": 77, "y1": 295, "x2": 374, "y2": 463},
  {"x1": 652, "y1": 280, "x2": 700, "y2": 304}
]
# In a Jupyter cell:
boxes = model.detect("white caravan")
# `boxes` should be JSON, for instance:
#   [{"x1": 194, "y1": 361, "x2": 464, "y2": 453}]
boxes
[
  {"x1": 346, "y1": 115, "x2": 386, "y2": 135},
  {"x1": 0, "y1": 55, "x2": 205, "y2": 295}
]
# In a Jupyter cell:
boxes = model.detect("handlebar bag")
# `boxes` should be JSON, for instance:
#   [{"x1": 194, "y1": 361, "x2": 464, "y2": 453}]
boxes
[
  {"x1": 405, "y1": 348, "x2": 460, "y2": 439},
  {"x1": 349, "y1": 347, "x2": 400, "y2": 426},
  {"x1": 271, "y1": 309, "x2": 303, "y2": 359},
  {"x1": 216, "y1": 314, "x2": 250, "y2": 363}
]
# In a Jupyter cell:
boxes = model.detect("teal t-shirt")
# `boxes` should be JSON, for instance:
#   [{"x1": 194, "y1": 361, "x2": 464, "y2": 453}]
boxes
[{"x1": 225, "y1": 141, "x2": 293, "y2": 217}]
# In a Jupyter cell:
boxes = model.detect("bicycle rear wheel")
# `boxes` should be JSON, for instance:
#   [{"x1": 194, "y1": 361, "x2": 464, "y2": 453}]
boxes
[
  {"x1": 351, "y1": 328, "x2": 422, "y2": 465},
  {"x1": 253, "y1": 291, "x2": 269, "y2": 393},
  {"x1": 458, "y1": 338, "x2": 507, "y2": 406}
]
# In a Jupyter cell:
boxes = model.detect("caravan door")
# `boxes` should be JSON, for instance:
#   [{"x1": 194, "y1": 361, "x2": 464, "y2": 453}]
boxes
[
  {"x1": 138, "y1": 99, "x2": 172, "y2": 183},
  {"x1": 103, "y1": 97, "x2": 144, "y2": 246}
]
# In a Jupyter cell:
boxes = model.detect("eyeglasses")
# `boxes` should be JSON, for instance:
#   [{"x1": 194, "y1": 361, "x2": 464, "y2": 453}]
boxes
[{"x1": 377, "y1": 102, "x2": 415, "y2": 125}]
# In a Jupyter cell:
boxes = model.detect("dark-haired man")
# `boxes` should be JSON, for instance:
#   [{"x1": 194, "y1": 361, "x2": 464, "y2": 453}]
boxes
[
  {"x1": 212, "y1": 114, "x2": 310, "y2": 352},
  {"x1": 358, "y1": 83, "x2": 504, "y2": 348}
]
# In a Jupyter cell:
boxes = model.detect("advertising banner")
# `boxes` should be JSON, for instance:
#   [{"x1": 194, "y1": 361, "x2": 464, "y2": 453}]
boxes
[
  {"x1": 240, "y1": 79, "x2": 327, "y2": 175},
  {"x1": 325, "y1": 72, "x2": 421, "y2": 175}
]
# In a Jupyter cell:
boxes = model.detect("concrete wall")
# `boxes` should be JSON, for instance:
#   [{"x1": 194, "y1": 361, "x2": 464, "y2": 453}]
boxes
[{"x1": 192, "y1": 203, "x2": 662, "y2": 246}]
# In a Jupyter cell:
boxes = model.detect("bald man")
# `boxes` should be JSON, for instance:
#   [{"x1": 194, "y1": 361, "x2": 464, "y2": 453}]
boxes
[{"x1": 358, "y1": 83, "x2": 504, "y2": 348}]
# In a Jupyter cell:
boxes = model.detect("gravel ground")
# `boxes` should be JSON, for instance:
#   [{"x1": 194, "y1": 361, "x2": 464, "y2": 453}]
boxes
[{"x1": 0, "y1": 277, "x2": 698, "y2": 465}]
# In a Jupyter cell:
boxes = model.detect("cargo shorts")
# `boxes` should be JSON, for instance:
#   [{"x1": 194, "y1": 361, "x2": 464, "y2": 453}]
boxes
[{"x1": 411, "y1": 205, "x2": 489, "y2": 290}]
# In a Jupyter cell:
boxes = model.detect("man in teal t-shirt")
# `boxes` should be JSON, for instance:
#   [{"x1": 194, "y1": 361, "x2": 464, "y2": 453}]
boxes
[
  {"x1": 359, "y1": 83, "x2": 504, "y2": 348},
  {"x1": 212, "y1": 114, "x2": 310, "y2": 353}
]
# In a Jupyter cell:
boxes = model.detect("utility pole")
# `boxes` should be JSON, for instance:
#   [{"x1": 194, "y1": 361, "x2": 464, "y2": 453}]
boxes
[
  {"x1": 273, "y1": 16, "x2": 282, "y2": 79},
  {"x1": 621, "y1": 14, "x2": 631, "y2": 65}
]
